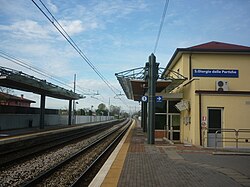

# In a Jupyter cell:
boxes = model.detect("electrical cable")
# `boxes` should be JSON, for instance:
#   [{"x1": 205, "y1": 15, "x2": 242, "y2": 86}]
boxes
[
  {"x1": 31, "y1": 0, "x2": 128, "y2": 107},
  {"x1": 0, "y1": 52, "x2": 69, "y2": 87},
  {"x1": 32, "y1": 0, "x2": 123, "y2": 97},
  {"x1": 153, "y1": 0, "x2": 169, "y2": 53},
  {"x1": 0, "y1": 50, "x2": 96, "y2": 95}
]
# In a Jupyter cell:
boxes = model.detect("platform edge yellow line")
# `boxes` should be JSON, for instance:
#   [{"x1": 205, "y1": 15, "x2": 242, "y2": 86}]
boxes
[{"x1": 89, "y1": 119, "x2": 135, "y2": 187}]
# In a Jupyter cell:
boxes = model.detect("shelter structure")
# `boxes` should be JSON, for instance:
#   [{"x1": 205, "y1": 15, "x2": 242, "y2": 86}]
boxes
[
  {"x1": 115, "y1": 57, "x2": 187, "y2": 141},
  {"x1": 0, "y1": 66, "x2": 83, "y2": 129},
  {"x1": 116, "y1": 67, "x2": 186, "y2": 101}
]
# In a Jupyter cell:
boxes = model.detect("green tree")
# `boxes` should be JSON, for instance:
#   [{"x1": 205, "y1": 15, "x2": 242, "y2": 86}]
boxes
[
  {"x1": 98, "y1": 103, "x2": 106, "y2": 110},
  {"x1": 121, "y1": 111, "x2": 130, "y2": 118},
  {"x1": 96, "y1": 103, "x2": 108, "y2": 116},
  {"x1": 110, "y1": 105, "x2": 121, "y2": 117}
]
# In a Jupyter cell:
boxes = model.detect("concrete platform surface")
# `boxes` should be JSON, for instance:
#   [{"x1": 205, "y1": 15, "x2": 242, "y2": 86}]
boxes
[{"x1": 91, "y1": 120, "x2": 250, "y2": 187}]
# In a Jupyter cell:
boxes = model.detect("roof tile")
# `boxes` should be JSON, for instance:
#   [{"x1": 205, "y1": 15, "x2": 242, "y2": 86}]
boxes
[{"x1": 188, "y1": 41, "x2": 250, "y2": 50}]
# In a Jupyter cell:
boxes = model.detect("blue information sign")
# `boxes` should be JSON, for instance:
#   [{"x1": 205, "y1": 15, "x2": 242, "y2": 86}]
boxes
[
  {"x1": 193, "y1": 69, "x2": 239, "y2": 78},
  {"x1": 156, "y1": 96, "x2": 163, "y2": 102},
  {"x1": 141, "y1": 96, "x2": 148, "y2": 102},
  {"x1": 141, "y1": 96, "x2": 163, "y2": 102}
]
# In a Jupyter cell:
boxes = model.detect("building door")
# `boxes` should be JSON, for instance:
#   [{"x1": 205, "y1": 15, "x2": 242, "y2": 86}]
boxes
[
  {"x1": 168, "y1": 114, "x2": 180, "y2": 141},
  {"x1": 207, "y1": 108, "x2": 223, "y2": 147}
]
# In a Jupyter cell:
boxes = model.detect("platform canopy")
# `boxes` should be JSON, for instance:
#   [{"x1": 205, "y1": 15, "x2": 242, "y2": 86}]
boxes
[
  {"x1": 0, "y1": 66, "x2": 83, "y2": 100},
  {"x1": 115, "y1": 67, "x2": 187, "y2": 101}
]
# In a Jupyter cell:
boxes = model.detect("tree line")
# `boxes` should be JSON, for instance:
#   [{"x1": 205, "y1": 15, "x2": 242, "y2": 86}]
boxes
[{"x1": 60, "y1": 103, "x2": 129, "y2": 118}]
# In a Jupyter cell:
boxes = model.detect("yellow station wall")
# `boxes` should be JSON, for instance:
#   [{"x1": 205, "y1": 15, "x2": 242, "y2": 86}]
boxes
[{"x1": 167, "y1": 53, "x2": 250, "y2": 147}]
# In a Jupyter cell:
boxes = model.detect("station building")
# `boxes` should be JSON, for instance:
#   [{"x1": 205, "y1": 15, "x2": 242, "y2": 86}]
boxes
[
  {"x1": 0, "y1": 93, "x2": 35, "y2": 107},
  {"x1": 116, "y1": 41, "x2": 250, "y2": 148},
  {"x1": 160, "y1": 41, "x2": 250, "y2": 148}
]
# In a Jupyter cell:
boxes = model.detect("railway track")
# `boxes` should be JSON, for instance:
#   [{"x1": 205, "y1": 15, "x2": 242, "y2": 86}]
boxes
[
  {"x1": 0, "y1": 119, "x2": 132, "y2": 187},
  {"x1": 70, "y1": 120, "x2": 131, "y2": 187},
  {"x1": 0, "y1": 120, "x2": 123, "y2": 166}
]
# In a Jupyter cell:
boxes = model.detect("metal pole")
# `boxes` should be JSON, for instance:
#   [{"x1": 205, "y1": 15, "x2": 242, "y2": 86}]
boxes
[
  {"x1": 108, "y1": 97, "x2": 110, "y2": 117},
  {"x1": 142, "y1": 101, "x2": 147, "y2": 132},
  {"x1": 166, "y1": 100, "x2": 169, "y2": 139},
  {"x1": 147, "y1": 53, "x2": 157, "y2": 144},
  {"x1": 68, "y1": 99, "x2": 72, "y2": 125},
  {"x1": 73, "y1": 74, "x2": 76, "y2": 124},
  {"x1": 199, "y1": 93, "x2": 202, "y2": 146},
  {"x1": 141, "y1": 102, "x2": 144, "y2": 128},
  {"x1": 40, "y1": 94, "x2": 45, "y2": 129}
]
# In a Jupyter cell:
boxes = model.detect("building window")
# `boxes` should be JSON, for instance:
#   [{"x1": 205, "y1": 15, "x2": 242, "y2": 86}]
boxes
[
  {"x1": 155, "y1": 101, "x2": 167, "y2": 113},
  {"x1": 155, "y1": 114, "x2": 166, "y2": 130},
  {"x1": 208, "y1": 108, "x2": 222, "y2": 133},
  {"x1": 168, "y1": 100, "x2": 180, "y2": 113}
]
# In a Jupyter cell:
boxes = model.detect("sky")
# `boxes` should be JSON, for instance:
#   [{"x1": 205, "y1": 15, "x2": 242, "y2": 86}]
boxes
[{"x1": 0, "y1": 0, "x2": 250, "y2": 112}]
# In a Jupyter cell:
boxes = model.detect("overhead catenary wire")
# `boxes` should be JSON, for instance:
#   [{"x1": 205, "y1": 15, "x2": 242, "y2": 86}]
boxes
[
  {"x1": 0, "y1": 50, "x2": 96, "y2": 96},
  {"x1": 31, "y1": 0, "x2": 123, "y2": 98},
  {"x1": 153, "y1": 0, "x2": 169, "y2": 53},
  {"x1": 1, "y1": 50, "x2": 128, "y2": 108},
  {"x1": 0, "y1": 51, "x2": 68, "y2": 87}
]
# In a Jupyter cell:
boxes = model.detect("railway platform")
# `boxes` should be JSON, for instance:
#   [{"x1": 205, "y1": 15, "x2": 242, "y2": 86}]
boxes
[
  {"x1": 0, "y1": 120, "x2": 117, "y2": 145},
  {"x1": 0, "y1": 125, "x2": 85, "y2": 145},
  {"x1": 90, "y1": 120, "x2": 250, "y2": 187}
]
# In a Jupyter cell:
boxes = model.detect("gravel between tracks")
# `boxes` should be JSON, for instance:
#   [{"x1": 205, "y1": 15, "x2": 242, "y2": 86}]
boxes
[
  {"x1": 39, "y1": 131, "x2": 119, "y2": 187},
  {"x1": 0, "y1": 125, "x2": 119, "y2": 187}
]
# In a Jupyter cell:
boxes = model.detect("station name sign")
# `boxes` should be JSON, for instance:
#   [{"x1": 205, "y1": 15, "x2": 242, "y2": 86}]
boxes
[{"x1": 193, "y1": 69, "x2": 239, "y2": 78}]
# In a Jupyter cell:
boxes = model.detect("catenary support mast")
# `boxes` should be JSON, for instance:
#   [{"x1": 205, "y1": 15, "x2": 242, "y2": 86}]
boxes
[{"x1": 147, "y1": 53, "x2": 158, "y2": 144}]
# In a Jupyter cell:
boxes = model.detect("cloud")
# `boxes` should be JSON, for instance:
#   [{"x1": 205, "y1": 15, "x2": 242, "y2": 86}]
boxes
[
  {"x1": 0, "y1": 20, "x2": 51, "y2": 39},
  {"x1": 0, "y1": 18, "x2": 92, "y2": 41},
  {"x1": 93, "y1": 0, "x2": 147, "y2": 24},
  {"x1": 47, "y1": 0, "x2": 58, "y2": 13},
  {"x1": 77, "y1": 78, "x2": 110, "y2": 92},
  {"x1": 57, "y1": 0, "x2": 148, "y2": 32},
  {"x1": 0, "y1": 0, "x2": 38, "y2": 22},
  {"x1": 93, "y1": 0, "x2": 146, "y2": 18},
  {"x1": 58, "y1": 20, "x2": 97, "y2": 35}
]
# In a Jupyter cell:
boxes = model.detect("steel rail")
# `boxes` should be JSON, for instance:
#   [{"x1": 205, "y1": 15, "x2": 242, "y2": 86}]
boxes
[
  {"x1": 71, "y1": 119, "x2": 132, "y2": 186},
  {"x1": 0, "y1": 120, "x2": 123, "y2": 166},
  {"x1": 20, "y1": 119, "x2": 130, "y2": 187}
]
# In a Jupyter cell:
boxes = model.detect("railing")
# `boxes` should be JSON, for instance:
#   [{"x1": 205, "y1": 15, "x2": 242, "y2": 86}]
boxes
[
  {"x1": 214, "y1": 129, "x2": 250, "y2": 150},
  {"x1": 214, "y1": 129, "x2": 236, "y2": 150}
]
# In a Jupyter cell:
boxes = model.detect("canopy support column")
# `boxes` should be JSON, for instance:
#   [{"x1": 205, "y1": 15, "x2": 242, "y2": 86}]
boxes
[
  {"x1": 68, "y1": 99, "x2": 72, "y2": 125},
  {"x1": 147, "y1": 53, "x2": 158, "y2": 144},
  {"x1": 40, "y1": 94, "x2": 45, "y2": 129}
]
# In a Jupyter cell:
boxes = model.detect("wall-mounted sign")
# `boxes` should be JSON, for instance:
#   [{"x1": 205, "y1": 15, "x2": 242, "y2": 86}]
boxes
[{"x1": 193, "y1": 69, "x2": 239, "y2": 78}]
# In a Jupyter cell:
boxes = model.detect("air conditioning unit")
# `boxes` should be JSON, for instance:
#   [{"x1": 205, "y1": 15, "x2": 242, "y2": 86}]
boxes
[{"x1": 216, "y1": 80, "x2": 228, "y2": 91}]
